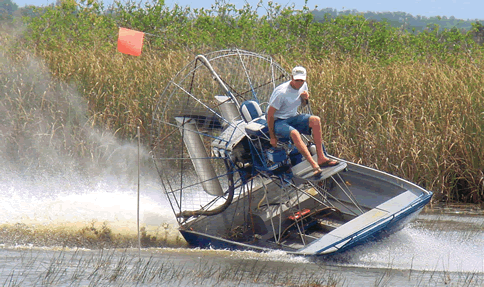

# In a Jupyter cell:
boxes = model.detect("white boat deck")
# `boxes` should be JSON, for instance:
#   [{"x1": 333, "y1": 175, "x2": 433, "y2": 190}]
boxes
[
  {"x1": 298, "y1": 190, "x2": 419, "y2": 255},
  {"x1": 292, "y1": 154, "x2": 347, "y2": 181}
]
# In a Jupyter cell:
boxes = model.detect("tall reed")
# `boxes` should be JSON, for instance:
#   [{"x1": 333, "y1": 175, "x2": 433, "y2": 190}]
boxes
[{"x1": 306, "y1": 57, "x2": 484, "y2": 202}]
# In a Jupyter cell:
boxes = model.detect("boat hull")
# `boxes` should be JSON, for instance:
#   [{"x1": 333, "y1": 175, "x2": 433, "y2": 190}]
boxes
[{"x1": 179, "y1": 191, "x2": 433, "y2": 256}]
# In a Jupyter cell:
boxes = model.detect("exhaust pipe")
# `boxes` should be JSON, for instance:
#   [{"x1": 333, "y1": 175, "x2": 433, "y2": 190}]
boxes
[{"x1": 175, "y1": 116, "x2": 224, "y2": 197}]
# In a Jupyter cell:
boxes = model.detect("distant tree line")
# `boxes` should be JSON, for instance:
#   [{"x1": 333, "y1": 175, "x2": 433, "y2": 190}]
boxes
[
  {"x1": 312, "y1": 8, "x2": 483, "y2": 33},
  {"x1": 2, "y1": 0, "x2": 483, "y2": 37},
  {"x1": 0, "y1": 0, "x2": 18, "y2": 20},
  {"x1": 0, "y1": 0, "x2": 39, "y2": 21}
]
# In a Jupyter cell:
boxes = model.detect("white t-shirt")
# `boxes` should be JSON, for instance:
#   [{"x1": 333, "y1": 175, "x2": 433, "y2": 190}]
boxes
[{"x1": 267, "y1": 81, "x2": 308, "y2": 119}]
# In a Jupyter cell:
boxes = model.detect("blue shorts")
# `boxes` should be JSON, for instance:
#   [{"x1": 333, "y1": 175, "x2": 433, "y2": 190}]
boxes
[{"x1": 273, "y1": 114, "x2": 312, "y2": 140}]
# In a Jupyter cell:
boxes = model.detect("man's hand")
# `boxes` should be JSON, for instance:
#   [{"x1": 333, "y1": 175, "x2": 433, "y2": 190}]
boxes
[
  {"x1": 300, "y1": 90, "x2": 309, "y2": 100},
  {"x1": 300, "y1": 90, "x2": 309, "y2": 106}
]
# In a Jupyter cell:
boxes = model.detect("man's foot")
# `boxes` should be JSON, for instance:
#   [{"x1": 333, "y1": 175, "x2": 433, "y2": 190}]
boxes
[{"x1": 319, "y1": 159, "x2": 339, "y2": 168}]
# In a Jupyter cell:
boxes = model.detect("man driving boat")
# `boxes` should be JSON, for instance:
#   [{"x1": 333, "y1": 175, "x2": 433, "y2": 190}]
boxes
[{"x1": 267, "y1": 66, "x2": 338, "y2": 176}]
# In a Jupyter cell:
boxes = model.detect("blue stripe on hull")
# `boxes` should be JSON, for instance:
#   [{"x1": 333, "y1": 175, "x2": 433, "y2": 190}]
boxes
[{"x1": 327, "y1": 192, "x2": 432, "y2": 255}]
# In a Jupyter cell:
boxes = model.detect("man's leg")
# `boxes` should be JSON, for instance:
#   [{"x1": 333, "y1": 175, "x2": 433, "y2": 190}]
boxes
[
  {"x1": 309, "y1": 115, "x2": 335, "y2": 165},
  {"x1": 290, "y1": 129, "x2": 320, "y2": 173}
]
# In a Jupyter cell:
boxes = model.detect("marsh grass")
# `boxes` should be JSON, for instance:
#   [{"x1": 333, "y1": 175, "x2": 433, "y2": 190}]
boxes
[
  {"x1": 1, "y1": 247, "x2": 482, "y2": 286},
  {"x1": 1, "y1": 1, "x2": 483, "y2": 203},
  {"x1": 307, "y1": 57, "x2": 484, "y2": 203},
  {"x1": 0, "y1": 248, "x2": 345, "y2": 286}
]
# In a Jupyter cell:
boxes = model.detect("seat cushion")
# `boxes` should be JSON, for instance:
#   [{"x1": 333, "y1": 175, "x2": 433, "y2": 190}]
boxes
[
  {"x1": 245, "y1": 117, "x2": 268, "y2": 137},
  {"x1": 240, "y1": 100, "x2": 263, "y2": 123}
]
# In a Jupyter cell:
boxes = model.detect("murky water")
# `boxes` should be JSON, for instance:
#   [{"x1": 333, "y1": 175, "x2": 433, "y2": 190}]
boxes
[
  {"x1": 0, "y1": 215, "x2": 482, "y2": 287},
  {"x1": 0, "y1": 172, "x2": 482, "y2": 286}
]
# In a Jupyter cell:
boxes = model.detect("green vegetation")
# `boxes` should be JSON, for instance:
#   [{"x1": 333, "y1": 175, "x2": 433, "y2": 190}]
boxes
[{"x1": 1, "y1": 0, "x2": 483, "y2": 203}]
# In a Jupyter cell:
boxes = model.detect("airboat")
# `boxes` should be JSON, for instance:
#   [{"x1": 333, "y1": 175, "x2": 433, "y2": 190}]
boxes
[{"x1": 150, "y1": 49, "x2": 433, "y2": 255}]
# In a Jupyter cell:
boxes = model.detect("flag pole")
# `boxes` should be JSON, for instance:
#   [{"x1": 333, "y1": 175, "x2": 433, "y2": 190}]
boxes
[{"x1": 137, "y1": 126, "x2": 141, "y2": 258}]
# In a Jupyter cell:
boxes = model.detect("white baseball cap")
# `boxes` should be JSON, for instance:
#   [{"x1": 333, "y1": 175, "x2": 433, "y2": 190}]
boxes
[{"x1": 292, "y1": 66, "x2": 307, "y2": 80}]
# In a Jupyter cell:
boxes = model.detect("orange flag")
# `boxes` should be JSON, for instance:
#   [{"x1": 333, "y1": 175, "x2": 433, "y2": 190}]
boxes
[{"x1": 117, "y1": 27, "x2": 144, "y2": 56}]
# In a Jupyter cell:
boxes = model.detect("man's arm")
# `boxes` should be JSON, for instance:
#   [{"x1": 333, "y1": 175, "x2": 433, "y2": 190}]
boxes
[{"x1": 267, "y1": 106, "x2": 278, "y2": 147}]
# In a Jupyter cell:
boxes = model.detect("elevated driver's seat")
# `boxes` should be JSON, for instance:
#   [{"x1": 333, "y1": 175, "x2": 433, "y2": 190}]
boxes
[{"x1": 240, "y1": 100, "x2": 269, "y2": 138}]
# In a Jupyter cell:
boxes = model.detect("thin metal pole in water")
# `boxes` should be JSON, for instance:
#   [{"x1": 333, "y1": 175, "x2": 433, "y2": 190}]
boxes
[{"x1": 137, "y1": 126, "x2": 141, "y2": 258}]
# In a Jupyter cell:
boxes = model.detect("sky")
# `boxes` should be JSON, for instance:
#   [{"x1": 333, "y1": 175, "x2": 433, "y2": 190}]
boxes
[{"x1": 13, "y1": 0, "x2": 484, "y2": 20}]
